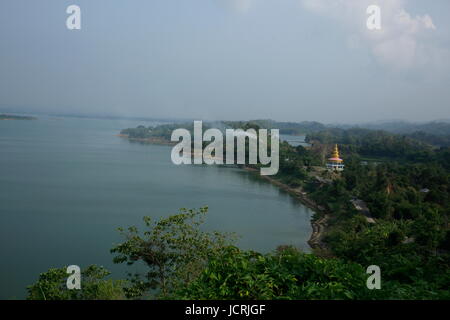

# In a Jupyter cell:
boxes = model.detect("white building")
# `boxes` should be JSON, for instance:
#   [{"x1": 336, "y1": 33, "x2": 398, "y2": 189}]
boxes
[{"x1": 326, "y1": 144, "x2": 344, "y2": 171}]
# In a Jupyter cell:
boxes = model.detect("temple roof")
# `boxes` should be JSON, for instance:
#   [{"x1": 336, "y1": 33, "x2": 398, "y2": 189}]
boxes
[{"x1": 328, "y1": 144, "x2": 343, "y2": 162}]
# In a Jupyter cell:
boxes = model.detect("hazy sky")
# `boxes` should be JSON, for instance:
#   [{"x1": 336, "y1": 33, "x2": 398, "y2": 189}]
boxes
[{"x1": 1, "y1": 0, "x2": 450, "y2": 123}]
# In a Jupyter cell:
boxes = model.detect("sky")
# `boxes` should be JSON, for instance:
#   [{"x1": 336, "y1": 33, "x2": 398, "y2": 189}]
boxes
[{"x1": 0, "y1": 0, "x2": 449, "y2": 123}]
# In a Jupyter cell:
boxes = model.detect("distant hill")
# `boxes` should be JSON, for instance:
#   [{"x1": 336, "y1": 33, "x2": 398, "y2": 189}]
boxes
[
  {"x1": 330, "y1": 120, "x2": 450, "y2": 147},
  {"x1": 240, "y1": 119, "x2": 450, "y2": 147},
  {"x1": 335, "y1": 120, "x2": 450, "y2": 136},
  {"x1": 225, "y1": 120, "x2": 326, "y2": 135},
  {"x1": 245, "y1": 119, "x2": 450, "y2": 137}
]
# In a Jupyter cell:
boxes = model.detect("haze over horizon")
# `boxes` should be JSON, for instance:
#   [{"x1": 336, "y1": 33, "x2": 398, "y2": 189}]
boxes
[
  {"x1": 1, "y1": 0, "x2": 450, "y2": 123},
  {"x1": 2, "y1": 108, "x2": 450, "y2": 126}
]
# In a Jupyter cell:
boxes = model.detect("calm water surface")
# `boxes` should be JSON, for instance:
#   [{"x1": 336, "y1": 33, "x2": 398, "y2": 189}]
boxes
[{"x1": 0, "y1": 116, "x2": 313, "y2": 299}]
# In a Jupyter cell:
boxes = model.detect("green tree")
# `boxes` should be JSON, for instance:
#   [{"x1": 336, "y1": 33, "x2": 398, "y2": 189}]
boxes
[
  {"x1": 412, "y1": 208, "x2": 446, "y2": 254},
  {"x1": 110, "y1": 207, "x2": 235, "y2": 298},
  {"x1": 170, "y1": 246, "x2": 370, "y2": 300}
]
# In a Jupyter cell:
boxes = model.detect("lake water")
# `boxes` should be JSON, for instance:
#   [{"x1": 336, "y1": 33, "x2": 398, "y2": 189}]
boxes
[
  {"x1": 0, "y1": 116, "x2": 313, "y2": 299},
  {"x1": 280, "y1": 134, "x2": 311, "y2": 147}
]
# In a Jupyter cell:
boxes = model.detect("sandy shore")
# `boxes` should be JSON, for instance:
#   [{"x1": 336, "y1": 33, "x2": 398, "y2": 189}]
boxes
[{"x1": 116, "y1": 134, "x2": 177, "y2": 146}]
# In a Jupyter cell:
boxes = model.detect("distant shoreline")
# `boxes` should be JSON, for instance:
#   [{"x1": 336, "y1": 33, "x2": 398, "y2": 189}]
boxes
[
  {"x1": 116, "y1": 134, "x2": 176, "y2": 146},
  {"x1": 0, "y1": 114, "x2": 37, "y2": 121}
]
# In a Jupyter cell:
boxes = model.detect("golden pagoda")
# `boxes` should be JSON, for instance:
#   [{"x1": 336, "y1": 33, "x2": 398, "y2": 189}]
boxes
[{"x1": 326, "y1": 144, "x2": 344, "y2": 171}]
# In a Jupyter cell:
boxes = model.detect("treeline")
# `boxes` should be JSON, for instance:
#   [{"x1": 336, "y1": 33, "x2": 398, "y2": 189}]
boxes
[
  {"x1": 120, "y1": 123, "x2": 186, "y2": 140},
  {"x1": 122, "y1": 120, "x2": 450, "y2": 148},
  {"x1": 306, "y1": 127, "x2": 450, "y2": 163},
  {"x1": 407, "y1": 131, "x2": 450, "y2": 147},
  {"x1": 223, "y1": 119, "x2": 326, "y2": 135},
  {"x1": 120, "y1": 120, "x2": 324, "y2": 140},
  {"x1": 120, "y1": 122, "x2": 222, "y2": 140},
  {"x1": 359, "y1": 120, "x2": 450, "y2": 136}
]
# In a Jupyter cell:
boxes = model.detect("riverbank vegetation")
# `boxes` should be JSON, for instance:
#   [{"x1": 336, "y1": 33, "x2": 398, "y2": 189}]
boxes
[
  {"x1": 27, "y1": 121, "x2": 449, "y2": 300},
  {"x1": 275, "y1": 127, "x2": 450, "y2": 299},
  {"x1": 120, "y1": 119, "x2": 450, "y2": 147}
]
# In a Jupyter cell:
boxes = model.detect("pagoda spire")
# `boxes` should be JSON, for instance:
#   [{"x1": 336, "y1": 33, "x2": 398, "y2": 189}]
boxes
[{"x1": 332, "y1": 144, "x2": 340, "y2": 159}]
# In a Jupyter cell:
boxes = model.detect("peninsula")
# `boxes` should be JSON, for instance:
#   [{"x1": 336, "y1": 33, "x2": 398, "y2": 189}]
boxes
[{"x1": 0, "y1": 114, "x2": 36, "y2": 120}]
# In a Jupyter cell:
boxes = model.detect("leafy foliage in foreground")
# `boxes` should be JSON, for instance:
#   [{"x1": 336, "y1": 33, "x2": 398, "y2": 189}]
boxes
[
  {"x1": 110, "y1": 207, "x2": 236, "y2": 298},
  {"x1": 170, "y1": 246, "x2": 369, "y2": 300},
  {"x1": 170, "y1": 245, "x2": 449, "y2": 300},
  {"x1": 27, "y1": 207, "x2": 449, "y2": 300},
  {"x1": 27, "y1": 265, "x2": 125, "y2": 300}
]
